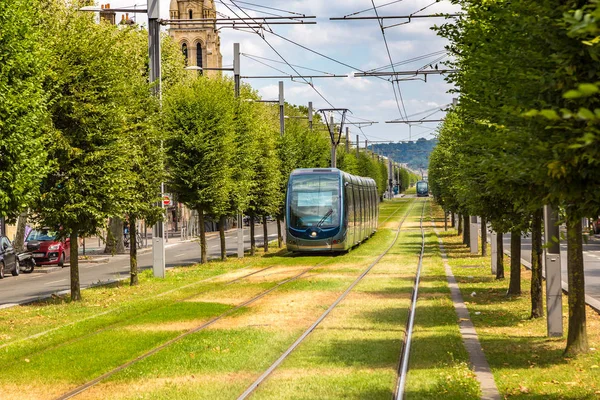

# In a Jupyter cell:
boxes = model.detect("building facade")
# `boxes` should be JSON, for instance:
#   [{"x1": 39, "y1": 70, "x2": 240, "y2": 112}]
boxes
[{"x1": 168, "y1": 0, "x2": 223, "y2": 76}]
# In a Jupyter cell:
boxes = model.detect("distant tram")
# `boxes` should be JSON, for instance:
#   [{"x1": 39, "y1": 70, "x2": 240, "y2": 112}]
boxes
[
  {"x1": 416, "y1": 180, "x2": 429, "y2": 197},
  {"x1": 286, "y1": 168, "x2": 378, "y2": 252}
]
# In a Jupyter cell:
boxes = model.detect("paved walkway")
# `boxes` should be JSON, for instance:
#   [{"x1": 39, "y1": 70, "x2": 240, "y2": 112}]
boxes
[{"x1": 434, "y1": 226, "x2": 501, "y2": 400}]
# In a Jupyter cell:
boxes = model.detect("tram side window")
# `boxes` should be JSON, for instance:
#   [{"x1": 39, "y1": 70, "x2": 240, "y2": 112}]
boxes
[
  {"x1": 361, "y1": 186, "x2": 366, "y2": 225},
  {"x1": 366, "y1": 185, "x2": 371, "y2": 224},
  {"x1": 356, "y1": 185, "x2": 360, "y2": 227},
  {"x1": 345, "y1": 183, "x2": 354, "y2": 228}
]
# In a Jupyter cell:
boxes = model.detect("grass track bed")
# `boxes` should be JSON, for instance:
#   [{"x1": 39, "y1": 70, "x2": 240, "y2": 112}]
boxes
[
  {"x1": 0, "y1": 199, "x2": 429, "y2": 400},
  {"x1": 431, "y1": 204, "x2": 600, "y2": 399}
]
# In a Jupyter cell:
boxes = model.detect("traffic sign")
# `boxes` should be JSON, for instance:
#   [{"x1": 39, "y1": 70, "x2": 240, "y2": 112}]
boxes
[{"x1": 163, "y1": 195, "x2": 172, "y2": 206}]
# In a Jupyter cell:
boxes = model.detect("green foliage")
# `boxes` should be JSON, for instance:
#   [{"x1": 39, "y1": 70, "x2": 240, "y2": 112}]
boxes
[
  {"x1": 247, "y1": 104, "x2": 281, "y2": 217},
  {"x1": 35, "y1": 2, "x2": 136, "y2": 237},
  {"x1": 0, "y1": 0, "x2": 49, "y2": 221},
  {"x1": 164, "y1": 76, "x2": 236, "y2": 218}
]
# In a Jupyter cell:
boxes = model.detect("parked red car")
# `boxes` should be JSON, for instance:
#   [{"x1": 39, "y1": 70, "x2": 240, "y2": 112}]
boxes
[{"x1": 25, "y1": 228, "x2": 70, "y2": 267}]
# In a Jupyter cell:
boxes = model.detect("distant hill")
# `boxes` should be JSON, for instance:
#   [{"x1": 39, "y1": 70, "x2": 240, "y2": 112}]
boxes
[{"x1": 369, "y1": 138, "x2": 437, "y2": 171}]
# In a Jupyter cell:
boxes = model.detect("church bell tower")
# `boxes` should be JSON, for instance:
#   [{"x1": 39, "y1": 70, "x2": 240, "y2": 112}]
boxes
[{"x1": 168, "y1": 0, "x2": 223, "y2": 76}]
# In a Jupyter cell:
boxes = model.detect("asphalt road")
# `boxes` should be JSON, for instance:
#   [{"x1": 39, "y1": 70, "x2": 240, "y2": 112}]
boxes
[
  {"x1": 502, "y1": 233, "x2": 600, "y2": 300},
  {"x1": 0, "y1": 223, "x2": 279, "y2": 307}
]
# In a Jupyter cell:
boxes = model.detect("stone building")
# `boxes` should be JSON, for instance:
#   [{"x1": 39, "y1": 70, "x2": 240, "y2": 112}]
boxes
[{"x1": 168, "y1": 0, "x2": 223, "y2": 77}]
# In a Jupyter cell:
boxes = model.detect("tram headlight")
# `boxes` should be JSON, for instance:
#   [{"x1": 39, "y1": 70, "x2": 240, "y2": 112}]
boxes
[{"x1": 311, "y1": 232, "x2": 317, "y2": 237}]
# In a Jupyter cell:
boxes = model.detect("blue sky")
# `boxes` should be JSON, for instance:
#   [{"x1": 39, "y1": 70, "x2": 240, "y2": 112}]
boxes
[{"x1": 102, "y1": 0, "x2": 460, "y2": 143}]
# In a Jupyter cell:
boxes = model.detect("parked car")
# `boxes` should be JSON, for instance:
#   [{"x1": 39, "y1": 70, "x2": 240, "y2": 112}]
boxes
[
  {"x1": 0, "y1": 235, "x2": 19, "y2": 278},
  {"x1": 593, "y1": 218, "x2": 600, "y2": 235},
  {"x1": 25, "y1": 228, "x2": 70, "y2": 267}
]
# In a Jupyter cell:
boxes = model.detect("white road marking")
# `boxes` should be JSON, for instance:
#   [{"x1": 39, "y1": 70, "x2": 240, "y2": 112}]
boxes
[{"x1": 45, "y1": 279, "x2": 66, "y2": 285}]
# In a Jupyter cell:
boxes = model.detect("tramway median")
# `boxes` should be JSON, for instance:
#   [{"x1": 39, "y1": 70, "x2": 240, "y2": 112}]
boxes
[{"x1": 431, "y1": 204, "x2": 600, "y2": 399}]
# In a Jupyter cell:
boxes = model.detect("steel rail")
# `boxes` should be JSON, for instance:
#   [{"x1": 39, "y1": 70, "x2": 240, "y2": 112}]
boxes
[
  {"x1": 1, "y1": 260, "x2": 292, "y2": 369},
  {"x1": 237, "y1": 199, "x2": 418, "y2": 400},
  {"x1": 54, "y1": 255, "x2": 337, "y2": 400},
  {"x1": 0, "y1": 253, "x2": 285, "y2": 353},
  {"x1": 394, "y1": 200, "x2": 426, "y2": 399}
]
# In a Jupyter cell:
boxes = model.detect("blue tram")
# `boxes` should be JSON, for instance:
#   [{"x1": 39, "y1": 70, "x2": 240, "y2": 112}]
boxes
[
  {"x1": 286, "y1": 168, "x2": 378, "y2": 252},
  {"x1": 416, "y1": 180, "x2": 429, "y2": 197}
]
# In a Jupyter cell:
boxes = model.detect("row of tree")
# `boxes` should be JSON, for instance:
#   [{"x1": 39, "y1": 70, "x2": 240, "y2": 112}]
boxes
[
  {"x1": 1, "y1": 0, "x2": 415, "y2": 300},
  {"x1": 429, "y1": 0, "x2": 600, "y2": 356}
]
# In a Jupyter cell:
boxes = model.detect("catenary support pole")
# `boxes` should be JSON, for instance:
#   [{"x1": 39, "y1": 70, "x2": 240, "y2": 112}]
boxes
[
  {"x1": 544, "y1": 205, "x2": 563, "y2": 337},
  {"x1": 356, "y1": 134, "x2": 360, "y2": 158},
  {"x1": 308, "y1": 101, "x2": 313, "y2": 130},
  {"x1": 234, "y1": 43, "x2": 244, "y2": 259},
  {"x1": 470, "y1": 216, "x2": 478, "y2": 254},
  {"x1": 345, "y1": 127, "x2": 350, "y2": 153},
  {"x1": 330, "y1": 115, "x2": 336, "y2": 168},
  {"x1": 388, "y1": 158, "x2": 393, "y2": 199},
  {"x1": 279, "y1": 81, "x2": 284, "y2": 137},
  {"x1": 149, "y1": 0, "x2": 164, "y2": 278}
]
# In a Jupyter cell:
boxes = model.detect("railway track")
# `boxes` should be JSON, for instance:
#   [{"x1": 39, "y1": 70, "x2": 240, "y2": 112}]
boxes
[
  {"x1": 54, "y1": 253, "x2": 345, "y2": 400},
  {"x1": 236, "y1": 199, "x2": 425, "y2": 400},
  {"x1": 0, "y1": 261, "x2": 293, "y2": 369},
  {"x1": 394, "y1": 199, "x2": 426, "y2": 399},
  {"x1": 42, "y1": 199, "x2": 417, "y2": 400}
]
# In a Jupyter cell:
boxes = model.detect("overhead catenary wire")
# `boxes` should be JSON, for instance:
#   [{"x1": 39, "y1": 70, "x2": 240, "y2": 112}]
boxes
[
  {"x1": 370, "y1": 0, "x2": 409, "y2": 122},
  {"x1": 223, "y1": 1, "x2": 376, "y2": 126},
  {"x1": 242, "y1": 53, "x2": 342, "y2": 76},
  {"x1": 343, "y1": 0, "x2": 405, "y2": 18},
  {"x1": 221, "y1": 0, "x2": 344, "y2": 118},
  {"x1": 366, "y1": 50, "x2": 447, "y2": 73}
]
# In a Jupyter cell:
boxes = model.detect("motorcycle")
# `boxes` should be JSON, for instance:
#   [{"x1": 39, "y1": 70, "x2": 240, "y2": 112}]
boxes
[{"x1": 17, "y1": 252, "x2": 35, "y2": 274}]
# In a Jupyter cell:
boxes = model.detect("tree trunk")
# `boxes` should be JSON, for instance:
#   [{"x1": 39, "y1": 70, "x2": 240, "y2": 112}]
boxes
[
  {"x1": 481, "y1": 216, "x2": 487, "y2": 256},
  {"x1": 277, "y1": 217, "x2": 283, "y2": 248},
  {"x1": 457, "y1": 214, "x2": 463, "y2": 236},
  {"x1": 13, "y1": 210, "x2": 28, "y2": 252},
  {"x1": 198, "y1": 208, "x2": 207, "y2": 264},
  {"x1": 70, "y1": 231, "x2": 81, "y2": 301},
  {"x1": 130, "y1": 217, "x2": 138, "y2": 286},
  {"x1": 250, "y1": 213, "x2": 256, "y2": 256},
  {"x1": 219, "y1": 215, "x2": 227, "y2": 261},
  {"x1": 104, "y1": 217, "x2": 125, "y2": 254},
  {"x1": 451, "y1": 212, "x2": 456, "y2": 229},
  {"x1": 463, "y1": 215, "x2": 470, "y2": 246},
  {"x1": 531, "y1": 209, "x2": 544, "y2": 318},
  {"x1": 444, "y1": 211, "x2": 448, "y2": 231},
  {"x1": 507, "y1": 230, "x2": 521, "y2": 296},
  {"x1": 496, "y1": 232, "x2": 504, "y2": 279},
  {"x1": 565, "y1": 207, "x2": 589, "y2": 355},
  {"x1": 263, "y1": 215, "x2": 269, "y2": 253}
]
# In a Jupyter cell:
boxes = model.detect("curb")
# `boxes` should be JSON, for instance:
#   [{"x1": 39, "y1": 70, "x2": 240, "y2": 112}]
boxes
[{"x1": 33, "y1": 267, "x2": 62, "y2": 274}]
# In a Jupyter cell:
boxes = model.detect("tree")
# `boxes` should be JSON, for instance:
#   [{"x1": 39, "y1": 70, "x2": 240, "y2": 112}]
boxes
[
  {"x1": 36, "y1": 2, "x2": 135, "y2": 300},
  {"x1": 433, "y1": 0, "x2": 598, "y2": 353},
  {"x1": 0, "y1": 0, "x2": 49, "y2": 222},
  {"x1": 246, "y1": 104, "x2": 281, "y2": 254},
  {"x1": 164, "y1": 76, "x2": 236, "y2": 263}
]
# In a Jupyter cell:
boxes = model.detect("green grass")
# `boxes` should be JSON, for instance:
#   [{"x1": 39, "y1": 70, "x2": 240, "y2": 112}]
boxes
[
  {"x1": 403, "y1": 217, "x2": 480, "y2": 399},
  {"x1": 0, "y1": 199, "x2": 425, "y2": 400},
  {"x1": 434, "y1": 204, "x2": 600, "y2": 399},
  {"x1": 246, "y1": 201, "x2": 428, "y2": 399}
]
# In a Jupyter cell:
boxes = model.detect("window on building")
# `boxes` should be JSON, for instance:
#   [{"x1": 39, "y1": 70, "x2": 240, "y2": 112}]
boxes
[
  {"x1": 189, "y1": 10, "x2": 193, "y2": 19},
  {"x1": 196, "y1": 43, "x2": 203, "y2": 73},
  {"x1": 182, "y1": 43, "x2": 188, "y2": 66}
]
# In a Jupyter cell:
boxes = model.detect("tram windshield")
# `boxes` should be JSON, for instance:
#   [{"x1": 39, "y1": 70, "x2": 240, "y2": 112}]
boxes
[
  {"x1": 289, "y1": 174, "x2": 340, "y2": 229},
  {"x1": 417, "y1": 181, "x2": 428, "y2": 193}
]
